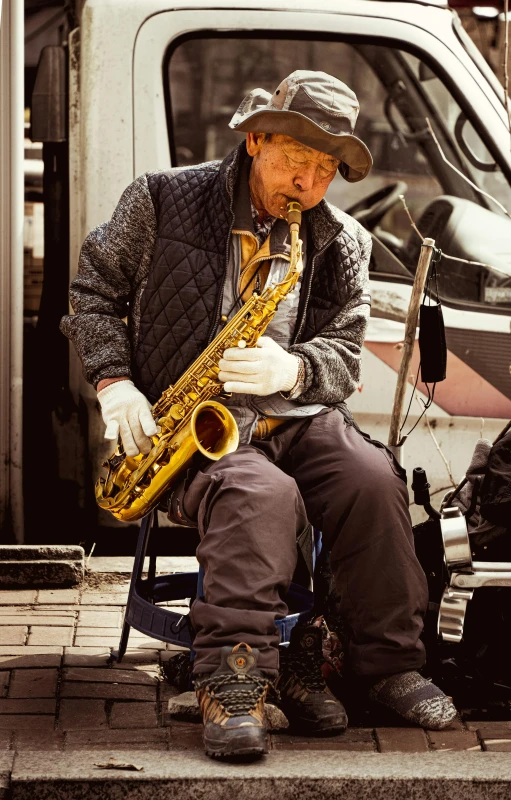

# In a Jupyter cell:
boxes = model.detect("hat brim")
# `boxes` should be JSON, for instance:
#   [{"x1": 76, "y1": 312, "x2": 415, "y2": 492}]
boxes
[{"x1": 230, "y1": 108, "x2": 372, "y2": 183}]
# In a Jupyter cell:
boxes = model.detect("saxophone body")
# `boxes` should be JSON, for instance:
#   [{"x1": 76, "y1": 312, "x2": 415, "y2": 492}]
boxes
[{"x1": 95, "y1": 202, "x2": 303, "y2": 521}]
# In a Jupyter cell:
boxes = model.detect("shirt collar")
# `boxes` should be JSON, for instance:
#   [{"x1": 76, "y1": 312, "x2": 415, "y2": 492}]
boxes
[{"x1": 250, "y1": 200, "x2": 276, "y2": 247}]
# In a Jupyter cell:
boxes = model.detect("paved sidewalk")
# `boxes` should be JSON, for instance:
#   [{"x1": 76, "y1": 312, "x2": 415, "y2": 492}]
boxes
[{"x1": 0, "y1": 580, "x2": 509, "y2": 759}]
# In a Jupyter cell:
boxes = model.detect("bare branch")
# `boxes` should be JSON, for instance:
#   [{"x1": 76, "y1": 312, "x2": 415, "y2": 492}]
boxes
[
  {"x1": 414, "y1": 394, "x2": 457, "y2": 488},
  {"x1": 425, "y1": 117, "x2": 511, "y2": 219},
  {"x1": 399, "y1": 194, "x2": 423, "y2": 241},
  {"x1": 442, "y1": 253, "x2": 510, "y2": 280},
  {"x1": 85, "y1": 542, "x2": 96, "y2": 569}
]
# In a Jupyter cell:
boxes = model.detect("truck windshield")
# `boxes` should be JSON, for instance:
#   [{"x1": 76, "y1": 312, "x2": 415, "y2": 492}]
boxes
[{"x1": 166, "y1": 36, "x2": 511, "y2": 310}]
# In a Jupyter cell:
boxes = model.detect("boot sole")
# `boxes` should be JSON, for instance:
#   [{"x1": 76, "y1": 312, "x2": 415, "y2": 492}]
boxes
[
  {"x1": 205, "y1": 746, "x2": 268, "y2": 759},
  {"x1": 204, "y1": 731, "x2": 269, "y2": 759},
  {"x1": 283, "y1": 710, "x2": 348, "y2": 737}
]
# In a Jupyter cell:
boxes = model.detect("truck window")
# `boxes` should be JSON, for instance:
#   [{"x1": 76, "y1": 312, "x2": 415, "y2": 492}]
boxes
[{"x1": 166, "y1": 36, "x2": 511, "y2": 312}]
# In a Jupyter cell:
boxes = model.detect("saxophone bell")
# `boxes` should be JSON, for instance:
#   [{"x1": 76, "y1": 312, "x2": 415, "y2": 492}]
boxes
[{"x1": 191, "y1": 400, "x2": 239, "y2": 461}]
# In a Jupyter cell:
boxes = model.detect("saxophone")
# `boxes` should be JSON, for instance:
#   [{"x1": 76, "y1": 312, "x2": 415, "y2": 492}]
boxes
[{"x1": 95, "y1": 201, "x2": 303, "y2": 521}]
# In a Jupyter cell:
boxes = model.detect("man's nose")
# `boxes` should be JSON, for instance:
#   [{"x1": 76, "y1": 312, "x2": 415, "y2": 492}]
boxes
[{"x1": 293, "y1": 164, "x2": 317, "y2": 192}]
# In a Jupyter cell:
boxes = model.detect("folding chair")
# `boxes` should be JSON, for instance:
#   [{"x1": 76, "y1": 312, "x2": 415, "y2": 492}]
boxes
[{"x1": 113, "y1": 510, "x2": 320, "y2": 662}]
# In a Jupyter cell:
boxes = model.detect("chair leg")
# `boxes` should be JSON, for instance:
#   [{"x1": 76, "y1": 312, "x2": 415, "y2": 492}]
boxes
[
  {"x1": 114, "y1": 618, "x2": 131, "y2": 663},
  {"x1": 147, "y1": 512, "x2": 158, "y2": 591},
  {"x1": 147, "y1": 553, "x2": 157, "y2": 589},
  {"x1": 112, "y1": 512, "x2": 154, "y2": 662}
]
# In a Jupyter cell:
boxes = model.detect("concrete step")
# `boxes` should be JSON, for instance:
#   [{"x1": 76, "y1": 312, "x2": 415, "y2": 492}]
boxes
[
  {"x1": 0, "y1": 754, "x2": 13, "y2": 800},
  {"x1": 7, "y1": 750, "x2": 511, "y2": 799},
  {"x1": 87, "y1": 556, "x2": 199, "y2": 574},
  {"x1": 0, "y1": 549, "x2": 198, "y2": 589},
  {"x1": 0, "y1": 546, "x2": 84, "y2": 588}
]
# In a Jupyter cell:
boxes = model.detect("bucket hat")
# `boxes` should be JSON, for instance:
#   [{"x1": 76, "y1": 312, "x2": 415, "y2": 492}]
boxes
[{"x1": 229, "y1": 70, "x2": 372, "y2": 183}]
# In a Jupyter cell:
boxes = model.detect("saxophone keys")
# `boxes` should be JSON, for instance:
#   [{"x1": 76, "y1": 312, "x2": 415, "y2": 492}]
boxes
[
  {"x1": 159, "y1": 417, "x2": 175, "y2": 433},
  {"x1": 237, "y1": 340, "x2": 247, "y2": 348},
  {"x1": 169, "y1": 403, "x2": 185, "y2": 420}
]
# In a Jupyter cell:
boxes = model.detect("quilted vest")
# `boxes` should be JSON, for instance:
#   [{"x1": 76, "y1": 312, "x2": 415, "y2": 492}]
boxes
[{"x1": 134, "y1": 143, "x2": 362, "y2": 404}]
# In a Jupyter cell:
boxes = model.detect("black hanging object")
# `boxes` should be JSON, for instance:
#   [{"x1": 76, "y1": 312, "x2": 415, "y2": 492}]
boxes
[
  {"x1": 399, "y1": 249, "x2": 446, "y2": 442},
  {"x1": 419, "y1": 302, "x2": 447, "y2": 384}
]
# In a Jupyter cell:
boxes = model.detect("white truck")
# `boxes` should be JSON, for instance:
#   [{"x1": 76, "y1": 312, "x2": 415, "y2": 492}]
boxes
[{"x1": 2, "y1": 0, "x2": 511, "y2": 540}]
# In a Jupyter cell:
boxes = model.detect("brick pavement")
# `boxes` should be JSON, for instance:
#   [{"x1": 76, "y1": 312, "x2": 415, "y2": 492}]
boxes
[{"x1": 0, "y1": 583, "x2": 507, "y2": 756}]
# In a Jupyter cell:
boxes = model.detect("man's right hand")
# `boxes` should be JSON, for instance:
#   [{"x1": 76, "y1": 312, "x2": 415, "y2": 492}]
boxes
[{"x1": 97, "y1": 379, "x2": 157, "y2": 456}]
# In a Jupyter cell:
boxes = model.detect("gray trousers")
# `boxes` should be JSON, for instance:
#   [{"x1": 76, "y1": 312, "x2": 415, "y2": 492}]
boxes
[{"x1": 171, "y1": 409, "x2": 428, "y2": 678}]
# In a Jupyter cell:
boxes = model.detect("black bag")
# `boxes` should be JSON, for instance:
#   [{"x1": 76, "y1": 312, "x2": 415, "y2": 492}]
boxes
[{"x1": 418, "y1": 303, "x2": 447, "y2": 384}]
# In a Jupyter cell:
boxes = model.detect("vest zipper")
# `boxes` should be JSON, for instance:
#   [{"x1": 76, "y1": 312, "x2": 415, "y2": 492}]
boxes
[{"x1": 292, "y1": 229, "x2": 341, "y2": 344}]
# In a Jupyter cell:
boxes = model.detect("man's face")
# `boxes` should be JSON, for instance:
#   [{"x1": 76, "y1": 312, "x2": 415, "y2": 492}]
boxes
[{"x1": 246, "y1": 132, "x2": 340, "y2": 218}]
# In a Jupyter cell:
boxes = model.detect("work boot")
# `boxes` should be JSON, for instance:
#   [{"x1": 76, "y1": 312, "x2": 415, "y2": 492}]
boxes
[
  {"x1": 194, "y1": 643, "x2": 270, "y2": 759},
  {"x1": 276, "y1": 625, "x2": 348, "y2": 735}
]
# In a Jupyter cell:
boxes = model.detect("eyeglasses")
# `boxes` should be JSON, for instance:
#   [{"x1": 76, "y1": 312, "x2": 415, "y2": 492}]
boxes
[{"x1": 280, "y1": 142, "x2": 339, "y2": 180}]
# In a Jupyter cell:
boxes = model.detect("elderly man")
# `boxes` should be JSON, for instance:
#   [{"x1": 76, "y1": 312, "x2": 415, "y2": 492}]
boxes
[{"x1": 61, "y1": 71, "x2": 456, "y2": 760}]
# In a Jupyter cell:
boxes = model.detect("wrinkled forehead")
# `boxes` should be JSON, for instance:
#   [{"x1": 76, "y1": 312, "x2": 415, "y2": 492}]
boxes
[{"x1": 277, "y1": 134, "x2": 340, "y2": 166}]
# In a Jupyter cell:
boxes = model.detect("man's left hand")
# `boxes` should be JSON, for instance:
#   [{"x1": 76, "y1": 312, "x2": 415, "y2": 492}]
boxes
[{"x1": 218, "y1": 336, "x2": 299, "y2": 396}]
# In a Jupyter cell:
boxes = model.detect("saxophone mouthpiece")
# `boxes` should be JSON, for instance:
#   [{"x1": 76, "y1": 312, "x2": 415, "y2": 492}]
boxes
[{"x1": 286, "y1": 201, "x2": 302, "y2": 232}]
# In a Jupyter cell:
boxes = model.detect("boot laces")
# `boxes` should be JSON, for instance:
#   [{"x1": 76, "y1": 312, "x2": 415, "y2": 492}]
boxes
[
  {"x1": 195, "y1": 672, "x2": 268, "y2": 716},
  {"x1": 286, "y1": 648, "x2": 327, "y2": 693}
]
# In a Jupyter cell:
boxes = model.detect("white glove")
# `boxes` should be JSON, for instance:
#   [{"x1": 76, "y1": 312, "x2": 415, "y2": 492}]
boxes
[
  {"x1": 97, "y1": 380, "x2": 157, "y2": 457},
  {"x1": 218, "y1": 336, "x2": 299, "y2": 396}
]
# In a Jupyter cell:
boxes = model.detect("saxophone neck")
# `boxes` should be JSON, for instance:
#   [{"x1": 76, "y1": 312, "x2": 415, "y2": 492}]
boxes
[
  {"x1": 286, "y1": 200, "x2": 302, "y2": 233},
  {"x1": 289, "y1": 231, "x2": 303, "y2": 276},
  {"x1": 287, "y1": 200, "x2": 303, "y2": 278}
]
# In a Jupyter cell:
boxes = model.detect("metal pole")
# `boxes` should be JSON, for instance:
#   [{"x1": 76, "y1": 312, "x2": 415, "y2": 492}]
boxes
[
  {"x1": 0, "y1": 0, "x2": 9, "y2": 533},
  {"x1": 0, "y1": 0, "x2": 25, "y2": 540},
  {"x1": 388, "y1": 237, "x2": 435, "y2": 465}
]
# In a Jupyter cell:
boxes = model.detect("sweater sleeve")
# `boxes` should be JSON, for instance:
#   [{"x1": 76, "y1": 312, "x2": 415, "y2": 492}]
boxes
[
  {"x1": 289, "y1": 227, "x2": 371, "y2": 406},
  {"x1": 60, "y1": 174, "x2": 157, "y2": 387}
]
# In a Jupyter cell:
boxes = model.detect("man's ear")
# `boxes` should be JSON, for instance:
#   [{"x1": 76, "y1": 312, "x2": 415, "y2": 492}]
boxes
[{"x1": 246, "y1": 132, "x2": 266, "y2": 157}]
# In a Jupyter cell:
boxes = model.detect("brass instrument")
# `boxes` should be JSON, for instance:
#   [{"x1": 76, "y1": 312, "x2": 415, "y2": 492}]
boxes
[{"x1": 95, "y1": 201, "x2": 304, "y2": 521}]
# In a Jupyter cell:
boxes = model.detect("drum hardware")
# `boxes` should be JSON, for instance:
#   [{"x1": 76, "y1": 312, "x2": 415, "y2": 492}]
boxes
[
  {"x1": 440, "y1": 506, "x2": 472, "y2": 572},
  {"x1": 413, "y1": 467, "x2": 511, "y2": 644},
  {"x1": 437, "y1": 587, "x2": 474, "y2": 644}
]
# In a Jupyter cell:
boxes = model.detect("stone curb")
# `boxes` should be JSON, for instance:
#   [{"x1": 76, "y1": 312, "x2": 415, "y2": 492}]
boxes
[
  {"x1": 0, "y1": 754, "x2": 14, "y2": 800},
  {"x1": 0, "y1": 547, "x2": 85, "y2": 588},
  {"x1": 7, "y1": 750, "x2": 511, "y2": 799},
  {"x1": 0, "y1": 547, "x2": 84, "y2": 562}
]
